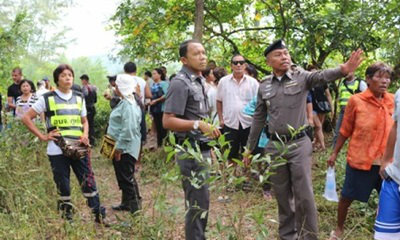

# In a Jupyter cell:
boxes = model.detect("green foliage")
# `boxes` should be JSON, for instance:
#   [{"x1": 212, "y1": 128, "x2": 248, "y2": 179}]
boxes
[
  {"x1": 93, "y1": 97, "x2": 111, "y2": 140},
  {"x1": 67, "y1": 57, "x2": 110, "y2": 91},
  {"x1": 0, "y1": 120, "x2": 379, "y2": 239},
  {"x1": 0, "y1": 0, "x2": 73, "y2": 90},
  {"x1": 0, "y1": 123, "x2": 99, "y2": 239},
  {"x1": 0, "y1": 11, "x2": 30, "y2": 90},
  {"x1": 111, "y1": 0, "x2": 400, "y2": 79}
]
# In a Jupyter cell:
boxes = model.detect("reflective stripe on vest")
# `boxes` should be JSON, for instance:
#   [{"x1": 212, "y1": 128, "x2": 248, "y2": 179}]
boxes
[
  {"x1": 338, "y1": 80, "x2": 360, "y2": 106},
  {"x1": 44, "y1": 92, "x2": 83, "y2": 138}
]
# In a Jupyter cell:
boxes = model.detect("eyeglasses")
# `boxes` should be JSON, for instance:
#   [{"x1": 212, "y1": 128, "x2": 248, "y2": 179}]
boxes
[{"x1": 231, "y1": 60, "x2": 246, "y2": 66}]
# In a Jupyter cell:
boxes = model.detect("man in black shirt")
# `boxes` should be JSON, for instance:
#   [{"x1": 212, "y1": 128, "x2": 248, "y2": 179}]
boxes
[
  {"x1": 80, "y1": 74, "x2": 97, "y2": 145},
  {"x1": 7, "y1": 67, "x2": 23, "y2": 114}
]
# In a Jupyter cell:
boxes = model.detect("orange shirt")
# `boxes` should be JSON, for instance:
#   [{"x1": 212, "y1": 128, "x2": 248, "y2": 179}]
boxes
[{"x1": 340, "y1": 89, "x2": 394, "y2": 170}]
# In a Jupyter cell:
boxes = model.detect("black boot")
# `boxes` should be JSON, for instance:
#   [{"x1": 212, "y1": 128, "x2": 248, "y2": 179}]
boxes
[
  {"x1": 130, "y1": 180, "x2": 142, "y2": 214},
  {"x1": 94, "y1": 206, "x2": 110, "y2": 227},
  {"x1": 128, "y1": 195, "x2": 142, "y2": 214},
  {"x1": 57, "y1": 200, "x2": 74, "y2": 221},
  {"x1": 111, "y1": 204, "x2": 130, "y2": 211},
  {"x1": 112, "y1": 192, "x2": 130, "y2": 211}
]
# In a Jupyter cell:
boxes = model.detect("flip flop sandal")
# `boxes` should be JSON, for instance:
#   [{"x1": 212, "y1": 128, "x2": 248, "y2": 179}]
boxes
[{"x1": 328, "y1": 230, "x2": 341, "y2": 240}]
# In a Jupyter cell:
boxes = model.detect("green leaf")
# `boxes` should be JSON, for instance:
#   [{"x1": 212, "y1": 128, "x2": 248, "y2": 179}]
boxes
[
  {"x1": 232, "y1": 158, "x2": 244, "y2": 167},
  {"x1": 164, "y1": 146, "x2": 173, "y2": 153},
  {"x1": 200, "y1": 210, "x2": 208, "y2": 219},
  {"x1": 168, "y1": 132, "x2": 176, "y2": 146},
  {"x1": 166, "y1": 151, "x2": 176, "y2": 163}
]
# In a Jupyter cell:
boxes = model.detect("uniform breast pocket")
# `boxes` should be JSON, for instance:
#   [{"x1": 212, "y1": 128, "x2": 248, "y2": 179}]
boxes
[
  {"x1": 262, "y1": 90, "x2": 277, "y2": 111},
  {"x1": 262, "y1": 90, "x2": 276, "y2": 101},
  {"x1": 283, "y1": 85, "x2": 302, "y2": 108},
  {"x1": 192, "y1": 92, "x2": 205, "y2": 111}
]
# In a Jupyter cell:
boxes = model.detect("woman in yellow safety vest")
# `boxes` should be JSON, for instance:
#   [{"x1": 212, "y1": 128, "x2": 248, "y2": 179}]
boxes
[{"x1": 21, "y1": 64, "x2": 107, "y2": 224}]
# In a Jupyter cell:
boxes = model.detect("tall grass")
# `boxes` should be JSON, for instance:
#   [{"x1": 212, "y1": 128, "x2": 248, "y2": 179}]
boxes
[{"x1": 0, "y1": 117, "x2": 378, "y2": 239}]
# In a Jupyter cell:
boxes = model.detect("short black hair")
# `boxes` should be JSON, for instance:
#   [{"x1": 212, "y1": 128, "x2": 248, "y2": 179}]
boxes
[
  {"x1": 213, "y1": 67, "x2": 228, "y2": 82},
  {"x1": 202, "y1": 67, "x2": 212, "y2": 78},
  {"x1": 53, "y1": 64, "x2": 74, "y2": 87},
  {"x1": 144, "y1": 71, "x2": 152, "y2": 78},
  {"x1": 179, "y1": 39, "x2": 201, "y2": 58},
  {"x1": 124, "y1": 61, "x2": 137, "y2": 73},
  {"x1": 231, "y1": 54, "x2": 245, "y2": 63},
  {"x1": 80, "y1": 74, "x2": 89, "y2": 81},
  {"x1": 107, "y1": 75, "x2": 116, "y2": 82},
  {"x1": 154, "y1": 68, "x2": 166, "y2": 81},
  {"x1": 245, "y1": 64, "x2": 258, "y2": 80},
  {"x1": 19, "y1": 79, "x2": 36, "y2": 93}
]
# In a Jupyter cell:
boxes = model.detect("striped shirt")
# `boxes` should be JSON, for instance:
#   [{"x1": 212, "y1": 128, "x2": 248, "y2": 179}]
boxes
[{"x1": 15, "y1": 94, "x2": 38, "y2": 119}]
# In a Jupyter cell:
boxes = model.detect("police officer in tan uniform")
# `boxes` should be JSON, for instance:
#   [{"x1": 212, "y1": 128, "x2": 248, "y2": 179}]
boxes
[
  {"x1": 163, "y1": 39, "x2": 221, "y2": 240},
  {"x1": 245, "y1": 40, "x2": 363, "y2": 240}
]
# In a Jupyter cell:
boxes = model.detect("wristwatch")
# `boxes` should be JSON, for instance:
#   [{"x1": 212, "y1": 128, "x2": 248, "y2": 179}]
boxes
[{"x1": 193, "y1": 120, "x2": 200, "y2": 130}]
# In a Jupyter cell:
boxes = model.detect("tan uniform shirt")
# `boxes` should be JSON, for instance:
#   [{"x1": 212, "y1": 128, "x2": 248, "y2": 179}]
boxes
[{"x1": 248, "y1": 65, "x2": 344, "y2": 151}]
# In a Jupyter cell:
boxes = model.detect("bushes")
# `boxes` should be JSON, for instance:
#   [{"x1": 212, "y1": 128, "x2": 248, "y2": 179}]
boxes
[
  {"x1": 93, "y1": 97, "x2": 111, "y2": 140},
  {"x1": 0, "y1": 123, "x2": 57, "y2": 238},
  {"x1": 0, "y1": 123, "x2": 99, "y2": 239}
]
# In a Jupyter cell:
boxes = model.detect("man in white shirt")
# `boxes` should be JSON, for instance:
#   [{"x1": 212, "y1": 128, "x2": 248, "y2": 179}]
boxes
[
  {"x1": 375, "y1": 88, "x2": 400, "y2": 240},
  {"x1": 118, "y1": 62, "x2": 152, "y2": 145},
  {"x1": 36, "y1": 79, "x2": 49, "y2": 98},
  {"x1": 217, "y1": 54, "x2": 259, "y2": 161}
]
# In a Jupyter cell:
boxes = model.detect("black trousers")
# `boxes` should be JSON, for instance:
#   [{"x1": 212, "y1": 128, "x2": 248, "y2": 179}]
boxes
[
  {"x1": 87, "y1": 107, "x2": 96, "y2": 145},
  {"x1": 48, "y1": 154, "x2": 105, "y2": 217},
  {"x1": 177, "y1": 150, "x2": 211, "y2": 240},
  {"x1": 152, "y1": 112, "x2": 167, "y2": 147},
  {"x1": 223, "y1": 123, "x2": 251, "y2": 160},
  {"x1": 112, "y1": 154, "x2": 141, "y2": 209}
]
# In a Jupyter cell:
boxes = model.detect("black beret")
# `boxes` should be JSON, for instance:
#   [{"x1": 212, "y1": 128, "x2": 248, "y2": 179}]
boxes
[{"x1": 264, "y1": 39, "x2": 287, "y2": 57}]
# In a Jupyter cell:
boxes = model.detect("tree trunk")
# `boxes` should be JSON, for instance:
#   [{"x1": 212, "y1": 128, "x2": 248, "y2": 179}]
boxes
[{"x1": 193, "y1": 0, "x2": 204, "y2": 42}]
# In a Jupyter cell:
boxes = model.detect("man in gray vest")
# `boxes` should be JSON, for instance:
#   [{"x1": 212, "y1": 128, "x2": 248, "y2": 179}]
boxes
[
  {"x1": 163, "y1": 39, "x2": 221, "y2": 240},
  {"x1": 245, "y1": 40, "x2": 363, "y2": 240}
]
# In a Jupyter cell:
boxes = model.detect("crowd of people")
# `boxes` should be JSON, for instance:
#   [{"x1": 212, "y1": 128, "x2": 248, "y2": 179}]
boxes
[{"x1": 1, "y1": 38, "x2": 400, "y2": 240}]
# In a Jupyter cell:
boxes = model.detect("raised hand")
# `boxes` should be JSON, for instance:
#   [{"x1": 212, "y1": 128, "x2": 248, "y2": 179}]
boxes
[{"x1": 340, "y1": 49, "x2": 364, "y2": 76}]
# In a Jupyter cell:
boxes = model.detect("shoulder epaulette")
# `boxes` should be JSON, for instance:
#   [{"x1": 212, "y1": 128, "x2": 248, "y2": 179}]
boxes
[{"x1": 261, "y1": 75, "x2": 273, "y2": 83}]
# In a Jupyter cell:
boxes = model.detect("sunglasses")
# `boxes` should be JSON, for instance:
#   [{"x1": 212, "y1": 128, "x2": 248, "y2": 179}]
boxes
[{"x1": 231, "y1": 60, "x2": 246, "y2": 66}]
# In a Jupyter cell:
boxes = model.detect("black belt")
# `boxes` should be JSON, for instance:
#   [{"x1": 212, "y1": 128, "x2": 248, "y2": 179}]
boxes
[
  {"x1": 176, "y1": 138, "x2": 211, "y2": 151},
  {"x1": 269, "y1": 131, "x2": 306, "y2": 143}
]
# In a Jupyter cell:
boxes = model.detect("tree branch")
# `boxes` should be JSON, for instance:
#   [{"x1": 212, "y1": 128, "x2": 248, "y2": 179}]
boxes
[
  {"x1": 204, "y1": 24, "x2": 269, "y2": 75},
  {"x1": 278, "y1": 0, "x2": 288, "y2": 39},
  {"x1": 204, "y1": 7, "x2": 224, "y2": 34},
  {"x1": 225, "y1": 27, "x2": 278, "y2": 36},
  {"x1": 193, "y1": 0, "x2": 204, "y2": 41}
]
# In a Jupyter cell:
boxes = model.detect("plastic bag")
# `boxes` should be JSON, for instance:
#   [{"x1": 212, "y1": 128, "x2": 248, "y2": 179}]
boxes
[
  {"x1": 323, "y1": 167, "x2": 339, "y2": 202},
  {"x1": 258, "y1": 130, "x2": 269, "y2": 148}
]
